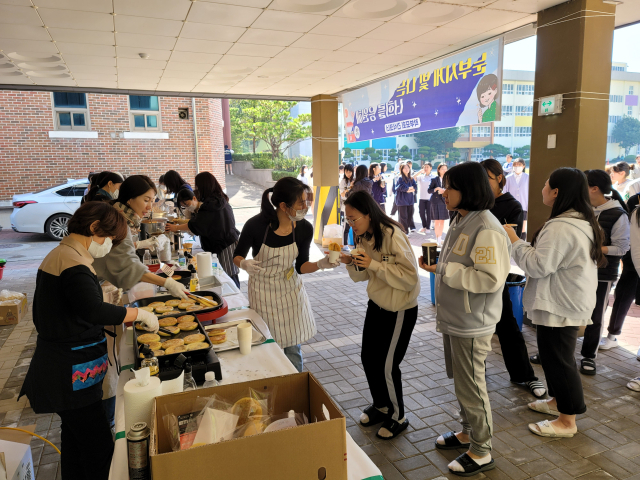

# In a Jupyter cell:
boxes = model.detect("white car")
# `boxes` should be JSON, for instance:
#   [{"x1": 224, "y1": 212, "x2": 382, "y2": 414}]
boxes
[{"x1": 10, "y1": 179, "x2": 89, "y2": 240}]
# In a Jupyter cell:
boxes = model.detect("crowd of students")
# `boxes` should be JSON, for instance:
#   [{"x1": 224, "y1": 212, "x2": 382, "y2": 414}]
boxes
[{"x1": 338, "y1": 155, "x2": 640, "y2": 476}]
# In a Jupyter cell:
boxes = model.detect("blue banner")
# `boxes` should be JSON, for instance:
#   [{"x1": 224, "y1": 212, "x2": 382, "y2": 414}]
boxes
[{"x1": 342, "y1": 39, "x2": 503, "y2": 143}]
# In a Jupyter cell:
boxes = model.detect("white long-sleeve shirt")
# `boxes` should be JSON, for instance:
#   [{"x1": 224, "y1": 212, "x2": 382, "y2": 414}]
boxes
[{"x1": 594, "y1": 199, "x2": 630, "y2": 257}]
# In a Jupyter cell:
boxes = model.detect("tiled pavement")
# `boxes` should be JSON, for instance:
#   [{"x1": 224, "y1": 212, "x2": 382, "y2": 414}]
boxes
[{"x1": 2, "y1": 255, "x2": 640, "y2": 479}]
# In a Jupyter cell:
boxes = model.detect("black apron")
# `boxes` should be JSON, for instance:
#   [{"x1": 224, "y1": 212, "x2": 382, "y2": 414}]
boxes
[{"x1": 20, "y1": 326, "x2": 109, "y2": 414}]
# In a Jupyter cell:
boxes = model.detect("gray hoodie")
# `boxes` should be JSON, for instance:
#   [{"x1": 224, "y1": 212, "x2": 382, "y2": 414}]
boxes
[
  {"x1": 434, "y1": 210, "x2": 511, "y2": 338},
  {"x1": 593, "y1": 198, "x2": 630, "y2": 257},
  {"x1": 511, "y1": 211, "x2": 598, "y2": 323}
]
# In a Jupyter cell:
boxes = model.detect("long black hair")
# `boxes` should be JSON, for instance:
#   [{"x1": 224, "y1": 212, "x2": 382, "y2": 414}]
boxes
[
  {"x1": 260, "y1": 177, "x2": 312, "y2": 230},
  {"x1": 86, "y1": 171, "x2": 123, "y2": 202},
  {"x1": 399, "y1": 162, "x2": 412, "y2": 183},
  {"x1": 195, "y1": 172, "x2": 228, "y2": 202},
  {"x1": 612, "y1": 161, "x2": 630, "y2": 179},
  {"x1": 532, "y1": 168, "x2": 605, "y2": 267},
  {"x1": 369, "y1": 163, "x2": 379, "y2": 179},
  {"x1": 443, "y1": 162, "x2": 495, "y2": 212},
  {"x1": 116, "y1": 175, "x2": 157, "y2": 207},
  {"x1": 344, "y1": 191, "x2": 405, "y2": 250},
  {"x1": 163, "y1": 170, "x2": 190, "y2": 194},
  {"x1": 585, "y1": 169, "x2": 629, "y2": 213},
  {"x1": 354, "y1": 165, "x2": 368, "y2": 183},
  {"x1": 343, "y1": 164, "x2": 354, "y2": 186},
  {"x1": 480, "y1": 159, "x2": 506, "y2": 190}
]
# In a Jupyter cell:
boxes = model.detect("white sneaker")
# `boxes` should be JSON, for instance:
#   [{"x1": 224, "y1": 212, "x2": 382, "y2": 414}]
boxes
[{"x1": 599, "y1": 337, "x2": 618, "y2": 350}]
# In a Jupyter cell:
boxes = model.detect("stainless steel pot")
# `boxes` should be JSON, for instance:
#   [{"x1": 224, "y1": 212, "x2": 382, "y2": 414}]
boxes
[{"x1": 139, "y1": 219, "x2": 165, "y2": 239}]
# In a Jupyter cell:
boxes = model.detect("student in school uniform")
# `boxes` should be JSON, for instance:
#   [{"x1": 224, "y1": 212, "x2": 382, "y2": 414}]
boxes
[
  {"x1": 420, "y1": 162, "x2": 511, "y2": 477},
  {"x1": 337, "y1": 191, "x2": 419, "y2": 441}
]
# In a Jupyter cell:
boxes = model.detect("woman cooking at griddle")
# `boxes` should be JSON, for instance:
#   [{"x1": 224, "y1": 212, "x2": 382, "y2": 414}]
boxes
[
  {"x1": 233, "y1": 177, "x2": 338, "y2": 372},
  {"x1": 19, "y1": 202, "x2": 159, "y2": 480}
]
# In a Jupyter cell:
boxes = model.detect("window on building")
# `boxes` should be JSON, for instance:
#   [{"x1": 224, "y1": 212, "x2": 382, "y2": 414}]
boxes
[
  {"x1": 515, "y1": 127, "x2": 532, "y2": 137},
  {"x1": 52, "y1": 92, "x2": 89, "y2": 131},
  {"x1": 472, "y1": 126, "x2": 491, "y2": 137},
  {"x1": 609, "y1": 115, "x2": 622, "y2": 124},
  {"x1": 610, "y1": 95, "x2": 623, "y2": 103},
  {"x1": 628, "y1": 106, "x2": 633, "y2": 116},
  {"x1": 503, "y1": 83, "x2": 514, "y2": 95},
  {"x1": 630, "y1": 86, "x2": 635, "y2": 95},
  {"x1": 129, "y1": 95, "x2": 161, "y2": 131},
  {"x1": 516, "y1": 84, "x2": 534, "y2": 95},
  {"x1": 612, "y1": 65, "x2": 626, "y2": 72},
  {"x1": 502, "y1": 105, "x2": 513, "y2": 116},
  {"x1": 515, "y1": 106, "x2": 533, "y2": 116},
  {"x1": 495, "y1": 127, "x2": 512, "y2": 137}
]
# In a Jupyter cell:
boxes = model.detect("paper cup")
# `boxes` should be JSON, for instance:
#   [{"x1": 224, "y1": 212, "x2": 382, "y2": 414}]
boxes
[
  {"x1": 422, "y1": 243, "x2": 438, "y2": 266},
  {"x1": 237, "y1": 323, "x2": 252, "y2": 355},
  {"x1": 328, "y1": 250, "x2": 340, "y2": 264}
]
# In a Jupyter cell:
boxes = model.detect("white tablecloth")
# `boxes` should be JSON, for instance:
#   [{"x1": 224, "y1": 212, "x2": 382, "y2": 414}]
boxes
[{"x1": 109, "y1": 308, "x2": 382, "y2": 480}]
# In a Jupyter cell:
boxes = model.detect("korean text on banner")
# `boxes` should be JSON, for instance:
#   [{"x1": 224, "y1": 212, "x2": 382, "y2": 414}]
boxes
[{"x1": 343, "y1": 39, "x2": 503, "y2": 143}]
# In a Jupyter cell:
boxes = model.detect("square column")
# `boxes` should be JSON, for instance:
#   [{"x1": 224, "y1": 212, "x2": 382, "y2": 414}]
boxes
[
  {"x1": 528, "y1": 0, "x2": 615, "y2": 237},
  {"x1": 311, "y1": 94, "x2": 340, "y2": 244}
]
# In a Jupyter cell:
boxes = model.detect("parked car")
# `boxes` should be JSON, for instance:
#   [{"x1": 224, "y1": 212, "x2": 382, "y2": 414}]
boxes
[{"x1": 10, "y1": 179, "x2": 89, "y2": 240}]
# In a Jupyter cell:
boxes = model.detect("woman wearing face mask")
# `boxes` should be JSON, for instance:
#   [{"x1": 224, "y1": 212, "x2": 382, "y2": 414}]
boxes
[
  {"x1": 92, "y1": 175, "x2": 189, "y2": 298},
  {"x1": 19, "y1": 202, "x2": 158, "y2": 480},
  {"x1": 610, "y1": 161, "x2": 640, "y2": 201},
  {"x1": 504, "y1": 168, "x2": 603, "y2": 439},
  {"x1": 83, "y1": 171, "x2": 122, "y2": 204},
  {"x1": 337, "y1": 191, "x2": 419, "y2": 441},
  {"x1": 233, "y1": 177, "x2": 338, "y2": 372},
  {"x1": 503, "y1": 159, "x2": 529, "y2": 239},
  {"x1": 167, "y1": 173, "x2": 241, "y2": 288},
  {"x1": 174, "y1": 188, "x2": 198, "y2": 219}
]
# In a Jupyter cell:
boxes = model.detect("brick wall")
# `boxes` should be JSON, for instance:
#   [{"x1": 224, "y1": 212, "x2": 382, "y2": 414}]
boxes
[{"x1": 0, "y1": 90, "x2": 225, "y2": 201}]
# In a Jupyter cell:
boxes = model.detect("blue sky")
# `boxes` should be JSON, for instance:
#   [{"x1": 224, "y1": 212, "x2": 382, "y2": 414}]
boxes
[{"x1": 503, "y1": 23, "x2": 640, "y2": 72}]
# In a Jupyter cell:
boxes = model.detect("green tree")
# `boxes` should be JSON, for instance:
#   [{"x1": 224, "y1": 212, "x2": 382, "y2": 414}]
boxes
[
  {"x1": 483, "y1": 144, "x2": 510, "y2": 158},
  {"x1": 230, "y1": 100, "x2": 311, "y2": 160},
  {"x1": 417, "y1": 146, "x2": 437, "y2": 162},
  {"x1": 400, "y1": 145, "x2": 409, "y2": 153},
  {"x1": 413, "y1": 127, "x2": 462, "y2": 154},
  {"x1": 514, "y1": 145, "x2": 530, "y2": 159},
  {"x1": 613, "y1": 116, "x2": 640, "y2": 155}
]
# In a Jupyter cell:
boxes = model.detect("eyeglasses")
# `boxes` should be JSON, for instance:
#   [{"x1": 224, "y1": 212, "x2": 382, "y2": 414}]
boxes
[{"x1": 346, "y1": 216, "x2": 363, "y2": 226}]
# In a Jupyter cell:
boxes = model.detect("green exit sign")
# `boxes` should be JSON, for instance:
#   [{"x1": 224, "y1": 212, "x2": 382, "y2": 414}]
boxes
[{"x1": 538, "y1": 94, "x2": 563, "y2": 116}]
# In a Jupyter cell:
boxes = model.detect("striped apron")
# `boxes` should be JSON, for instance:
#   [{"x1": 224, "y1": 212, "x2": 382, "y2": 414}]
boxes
[{"x1": 248, "y1": 225, "x2": 316, "y2": 349}]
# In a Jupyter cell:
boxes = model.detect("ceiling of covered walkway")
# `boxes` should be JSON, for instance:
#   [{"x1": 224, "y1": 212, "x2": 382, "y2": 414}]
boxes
[{"x1": 0, "y1": 0, "x2": 638, "y2": 100}]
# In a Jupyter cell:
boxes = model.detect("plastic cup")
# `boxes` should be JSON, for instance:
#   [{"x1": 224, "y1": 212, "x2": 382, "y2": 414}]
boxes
[
  {"x1": 237, "y1": 323, "x2": 252, "y2": 355},
  {"x1": 328, "y1": 250, "x2": 340, "y2": 264}
]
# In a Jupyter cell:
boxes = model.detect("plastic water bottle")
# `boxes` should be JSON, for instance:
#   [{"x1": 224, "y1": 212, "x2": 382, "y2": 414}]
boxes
[
  {"x1": 202, "y1": 371, "x2": 218, "y2": 389},
  {"x1": 178, "y1": 249, "x2": 186, "y2": 268},
  {"x1": 183, "y1": 364, "x2": 197, "y2": 392},
  {"x1": 143, "y1": 250, "x2": 151, "y2": 266},
  {"x1": 211, "y1": 254, "x2": 219, "y2": 276}
]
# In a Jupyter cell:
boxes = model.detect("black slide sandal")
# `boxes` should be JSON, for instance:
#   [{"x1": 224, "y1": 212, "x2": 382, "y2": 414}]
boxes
[
  {"x1": 580, "y1": 358, "x2": 596, "y2": 376},
  {"x1": 526, "y1": 380, "x2": 547, "y2": 398},
  {"x1": 435, "y1": 431, "x2": 471, "y2": 450},
  {"x1": 449, "y1": 453, "x2": 496, "y2": 477},
  {"x1": 376, "y1": 418, "x2": 409, "y2": 440},
  {"x1": 360, "y1": 405, "x2": 389, "y2": 427},
  {"x1": 530, "y1": 354, "x2": 541, "y2": 365}
]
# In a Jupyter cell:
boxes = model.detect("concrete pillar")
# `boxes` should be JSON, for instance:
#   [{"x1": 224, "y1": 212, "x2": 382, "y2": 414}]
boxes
[
  {"x1": 527, "y1": 0, "x2": 615, "y2": 238},
  {"x1": 310, "y1": 94, "x2": 340, "y2": 244},
  {"x1": 221, "y1": 98, "x2": 232, "y2": 148}
]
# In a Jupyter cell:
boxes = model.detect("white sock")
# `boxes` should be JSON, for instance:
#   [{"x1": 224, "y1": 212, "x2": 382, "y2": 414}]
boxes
[
  {"x1": 449, "y1": 454, "x2": 491, "y2": 472},
  {"x1": 377, "y1": 416, "x2": 405, "y2": 438},
  {"x1": 360, "y1": 406, "x2": 388, "y2": 423},
  {"x1": 608, "y1": 334, "x2": 617, "y2": 341},
  {"x1": 533, "y1": 387, "x2": 546, "y2": 397}
]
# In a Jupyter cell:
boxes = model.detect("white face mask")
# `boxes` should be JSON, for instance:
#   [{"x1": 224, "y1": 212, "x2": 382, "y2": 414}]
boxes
[
  {"x1": 288, "y1": 207, "x2": 308, "y2": 222},
  {"x1": 88, "y1": 237, "x2": 112, "y2": 258},
  {"x1": 186, "y1": 203, "x2": 197, "y2": 213},
  {"x1": 514, "y1": 166, "x2": 524, "y2": 174},
  {"x1": 110, "y1": 189, "x2": 119, "y2": 200}
]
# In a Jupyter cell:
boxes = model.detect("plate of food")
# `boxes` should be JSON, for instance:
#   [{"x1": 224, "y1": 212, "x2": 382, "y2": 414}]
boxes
[{"x1": 204, "y1": 319, "x2": 267, "y2": 352}]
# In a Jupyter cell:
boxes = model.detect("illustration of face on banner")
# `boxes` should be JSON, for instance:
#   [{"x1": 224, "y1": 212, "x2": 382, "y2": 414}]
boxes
[{"x1": 342, "y1": 39, "x2": 503, "y2": 143}]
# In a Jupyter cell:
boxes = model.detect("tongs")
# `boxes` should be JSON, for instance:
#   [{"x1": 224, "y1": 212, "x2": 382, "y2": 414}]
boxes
[
  {"x1": 187, "y1": 293, "x2": 218, "y2": 308},
  {"x1": 134, "y1": 321, "x2": 174, "y2": 336}
]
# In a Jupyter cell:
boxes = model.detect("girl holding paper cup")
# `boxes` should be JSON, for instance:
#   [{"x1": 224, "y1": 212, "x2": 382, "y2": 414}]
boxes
[
  {"x1": 336, "y1": 191, "x2": 419, "y2": 440},
  {"x1": 233, "y1": 177, "x2": 338, "y2": 372}
]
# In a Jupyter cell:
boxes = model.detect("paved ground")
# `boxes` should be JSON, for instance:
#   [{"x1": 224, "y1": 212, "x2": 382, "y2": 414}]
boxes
[{"x1": 2, "y1": 175, "x2": 640, "y2": 479}]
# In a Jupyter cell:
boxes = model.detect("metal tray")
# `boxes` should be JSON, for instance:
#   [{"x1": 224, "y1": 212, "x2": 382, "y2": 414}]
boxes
[
  {"x1": 129, "y1": 290, "x2": 224, "y2": 317},
  {"x1": 133, "y1": 314, "x2": 213, "y2": 369},
  {"x1": 204, "y1": 318, "x2": 267, "y2": 352}
]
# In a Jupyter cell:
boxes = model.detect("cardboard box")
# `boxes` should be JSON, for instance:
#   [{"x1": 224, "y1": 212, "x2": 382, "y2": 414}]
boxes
[
  {"x1": 0, "y1": 425, "x2": 35, "y2": 480},
  {"x1": 150, "y1": 372, "x2": 347, "y2": 480},
  {"x1": 0, "y1": 294, "x2": 28, "y2": 326}
]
